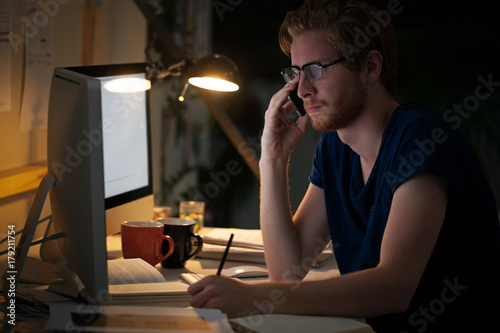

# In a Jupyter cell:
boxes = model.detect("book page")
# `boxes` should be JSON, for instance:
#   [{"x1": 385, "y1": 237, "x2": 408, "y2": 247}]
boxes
[
  {"x1": 108, "y1": 282, "x2": 188, "y2": 296},
  {"x1": 107, "y1": 259, "x2": 166, "y2": 285},
  {"x1": 19, "y1": 257, "x2": 59, "y2": 284}
]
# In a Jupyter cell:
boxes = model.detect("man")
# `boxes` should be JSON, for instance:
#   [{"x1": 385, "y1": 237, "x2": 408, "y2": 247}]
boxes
[{"x1": 188, "y1": 0, "x2": 500, "y2": 331}]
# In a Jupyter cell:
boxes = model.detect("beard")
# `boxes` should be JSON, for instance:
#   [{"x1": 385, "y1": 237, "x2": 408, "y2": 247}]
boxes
[{"x1": 309, "y1": 75, "x2": 367, "y2": 132}]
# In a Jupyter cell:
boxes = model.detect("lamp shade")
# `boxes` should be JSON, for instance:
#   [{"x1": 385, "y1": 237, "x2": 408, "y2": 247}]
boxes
[{"x1": 187, "y1": 54, "x2": 239, "y2": 92}]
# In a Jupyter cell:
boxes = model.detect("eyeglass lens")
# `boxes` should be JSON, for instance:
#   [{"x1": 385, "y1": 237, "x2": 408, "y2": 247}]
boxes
[{"x1": 283, "y1": 64, "x2": 323, "y2": 84}]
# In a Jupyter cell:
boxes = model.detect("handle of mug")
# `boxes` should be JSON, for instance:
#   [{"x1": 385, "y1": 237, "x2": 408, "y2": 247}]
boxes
[
  {"x1": 185, "y1": 233, "x2": 203, "y2": 261},
  {"x1": 158, "y1": 235, "x2": 174, "y2": 262}
]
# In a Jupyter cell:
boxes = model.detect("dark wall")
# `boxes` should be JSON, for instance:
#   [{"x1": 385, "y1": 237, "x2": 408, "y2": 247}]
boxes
[{"x1": 208, "y1": 0, "x2": 500, "y2": 225}]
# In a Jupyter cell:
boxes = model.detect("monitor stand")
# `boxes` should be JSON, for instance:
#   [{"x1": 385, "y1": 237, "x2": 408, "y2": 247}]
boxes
[{"x1": 2, "y1": 173, "x2": 55, "y2": 304}]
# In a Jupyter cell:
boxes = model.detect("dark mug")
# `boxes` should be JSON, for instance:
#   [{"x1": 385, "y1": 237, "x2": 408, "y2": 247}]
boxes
[{"x1": 158, "y1": 218, "x2": 203, "y2": 268}]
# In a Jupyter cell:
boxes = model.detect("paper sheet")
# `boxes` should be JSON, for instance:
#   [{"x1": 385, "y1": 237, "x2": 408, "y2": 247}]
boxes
[
  {"x1": 199, "y1": 228, "x2": 334, "y2": 267},
  {"x1": 199, "y1": 228, "x2": 267, "y2": 264},
  {"x1": 202, "y1": 227, "x2": 264, "y2": 249},
  {"x1": 18, "y1": 0, "x2": 53, "y2": 130},
  {"x1": 107, "y1": 258, "x2": 166, "y2": 285}
]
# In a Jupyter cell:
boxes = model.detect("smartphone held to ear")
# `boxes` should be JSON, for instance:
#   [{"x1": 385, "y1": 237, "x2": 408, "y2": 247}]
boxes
[{"x1": 287, "y1": 86, "x2": 306, "y2": 116}]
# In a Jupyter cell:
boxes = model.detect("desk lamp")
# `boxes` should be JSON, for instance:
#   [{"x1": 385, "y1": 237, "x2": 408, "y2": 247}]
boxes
[
  {"x1": 184, "y1": 54, "x2": 239, "y2": 97},
  {"x1": 103, "y1": 54, "x2": 239, "y2": 100}
]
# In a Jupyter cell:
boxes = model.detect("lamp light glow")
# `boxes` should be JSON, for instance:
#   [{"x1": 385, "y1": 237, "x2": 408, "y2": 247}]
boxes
[
  {"x1": 186, "y1": 54, "x2": 239, "y2": 93},
  {"x1": 188, "y1": 77, "x2": 239, "y2": 92},
  {"x1": 103, "y1": 77, "x2": 151, "y2": 93}
]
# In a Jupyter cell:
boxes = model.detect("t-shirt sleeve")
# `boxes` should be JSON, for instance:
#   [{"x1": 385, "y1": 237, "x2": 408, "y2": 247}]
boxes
[{"x1": 384, "y1": 119, "x2": 466, "y2": 200}]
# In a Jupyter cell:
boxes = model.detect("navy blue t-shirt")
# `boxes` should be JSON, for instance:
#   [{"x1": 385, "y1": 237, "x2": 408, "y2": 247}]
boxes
[{"x1": 309, "y1": 103, "x2": 500, "y2": 332}]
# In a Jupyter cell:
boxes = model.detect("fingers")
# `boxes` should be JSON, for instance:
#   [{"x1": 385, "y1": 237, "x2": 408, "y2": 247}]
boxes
[
  {"x1": 187, "y1": 275, "x2": 212, "y2": 308},
  {"x1": 295, "y1": 112, "x2": 310, "y2": 134},
  {"x1": 188, "y1": 275, "x2": 226, "y2": 309},
  {"x1": 267, "y1": 84, "x2": 296, "y2": 117},
  {"x1": 264, "y1": 84, "x2": 300, "y2": 131}
]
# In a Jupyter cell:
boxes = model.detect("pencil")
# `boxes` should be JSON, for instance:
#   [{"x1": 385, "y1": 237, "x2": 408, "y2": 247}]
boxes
[{"x1": 217, "y1": 233, "x2": 234, "y2": 275}]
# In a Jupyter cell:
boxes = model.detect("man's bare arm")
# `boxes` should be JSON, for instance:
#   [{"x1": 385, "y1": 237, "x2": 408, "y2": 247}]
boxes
[{"x1": 268, "y1": 172, "x2": 449, "y2": 317}]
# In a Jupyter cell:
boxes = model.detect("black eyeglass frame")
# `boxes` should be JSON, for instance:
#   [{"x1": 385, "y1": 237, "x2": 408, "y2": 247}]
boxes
[{"x1": 281, "y1": 57, "x2": 347, "y2": 84}]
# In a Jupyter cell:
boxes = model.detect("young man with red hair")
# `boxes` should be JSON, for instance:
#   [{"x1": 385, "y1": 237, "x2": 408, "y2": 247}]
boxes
[{"x1": 188, "y1": 1, "x2": 500, "y2": 331}]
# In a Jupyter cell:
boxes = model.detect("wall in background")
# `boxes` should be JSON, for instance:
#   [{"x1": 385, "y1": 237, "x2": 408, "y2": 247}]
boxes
[
  {"x1": 209, "y1": 0, "x2": 500, "y2": 224},
  {"x1": 0, "y1": 0, "x2": 147, "y2": 244}
]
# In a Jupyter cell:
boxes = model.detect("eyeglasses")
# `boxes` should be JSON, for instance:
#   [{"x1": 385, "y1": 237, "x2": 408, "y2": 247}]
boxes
[{"x1": 281, "y1": 57, "x2": 347, "y2": 84}]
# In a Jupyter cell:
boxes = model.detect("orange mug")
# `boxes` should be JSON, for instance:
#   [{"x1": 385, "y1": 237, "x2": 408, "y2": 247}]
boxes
[{"x1": 121, "y1": 221, "x2": 174, "y2": 266}]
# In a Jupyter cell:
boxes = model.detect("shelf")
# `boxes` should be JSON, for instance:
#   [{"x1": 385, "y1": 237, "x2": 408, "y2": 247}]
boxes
[{"x1": 0, "y1": 163, "x2": 47, "y2": 199}]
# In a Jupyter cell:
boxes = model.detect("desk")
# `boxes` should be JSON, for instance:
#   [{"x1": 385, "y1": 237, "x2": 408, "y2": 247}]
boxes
[
  {"x1": 107, "y1": 230, "x2": 341, "y2": 284},
  {"x1": 167, "y1": 259, "x2": 373, "y2": 333},
  {"x1": 106, "y1": 233, "x2": 371, "y2": 333},
  {"x1": 7, "y1": 232, "x2": 372, "y2": 333},
  {"x1": 160, "y1": 255, "x2": 340, "y2": 283}
]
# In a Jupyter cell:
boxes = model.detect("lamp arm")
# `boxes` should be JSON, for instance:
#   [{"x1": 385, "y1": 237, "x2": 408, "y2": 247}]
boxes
[
  {"x1": 133, "y1": 0, "x2": 260, "y2": 180},
  {"x1": 196, "y1": 89, "x2": 260, "y2": 180},
  {"x1": 154, "y1": 59, "x2": 188, "y2": 80}
]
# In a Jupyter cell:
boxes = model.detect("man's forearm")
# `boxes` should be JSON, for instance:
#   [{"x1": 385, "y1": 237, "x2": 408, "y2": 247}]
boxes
[
  {"x1": 259, "y1": 158, "x2": 304, "y2": 280},
  {"x1": 250, "y1": 266, "x2": 411, "y2": 319}
]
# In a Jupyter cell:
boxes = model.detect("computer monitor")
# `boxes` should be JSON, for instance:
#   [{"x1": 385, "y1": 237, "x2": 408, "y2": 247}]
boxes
[{"x1": 46, "y1": 63, "x2": 153, "y2": 301}]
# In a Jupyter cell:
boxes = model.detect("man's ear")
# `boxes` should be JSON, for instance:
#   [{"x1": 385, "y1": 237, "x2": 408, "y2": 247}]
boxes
[{"x1": 365, "y1": 50, "x2": 383, "y2": 84}]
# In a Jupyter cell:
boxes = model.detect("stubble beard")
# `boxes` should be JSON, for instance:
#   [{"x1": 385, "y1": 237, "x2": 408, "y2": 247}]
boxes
[{"x1": 309, "y1": 76, "x2": 367, "y2": 132}]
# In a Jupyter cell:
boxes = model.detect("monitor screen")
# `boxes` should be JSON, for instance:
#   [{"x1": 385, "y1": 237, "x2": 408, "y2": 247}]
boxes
[
  {"x1": 96, "y1": 71, "x2": 154, "y2": 237},
  {"x1": 46, "y1": 63, "x2": 153, "y2": 301},
  {"x1": 99, "y1": 73, "x2": 150, "y2": 200}
]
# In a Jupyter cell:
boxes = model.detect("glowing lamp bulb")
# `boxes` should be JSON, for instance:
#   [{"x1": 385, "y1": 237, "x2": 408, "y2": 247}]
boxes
[{"x1": 188, "y1": 77, "x2": 239, "y2": 92}]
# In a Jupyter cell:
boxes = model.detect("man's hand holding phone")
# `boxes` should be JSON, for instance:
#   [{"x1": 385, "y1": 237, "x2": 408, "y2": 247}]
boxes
[
  {"x1": 261, "y1": 84, "x2": 309, "y2": 163},
  {"x1": 287, "y1": 85, "x2": 306, "y2": 116}
]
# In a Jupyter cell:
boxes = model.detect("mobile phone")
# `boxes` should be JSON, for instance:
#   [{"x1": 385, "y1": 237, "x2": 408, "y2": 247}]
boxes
[{"x1": 287, "y1": 86, "x2": 306, "y2": 116}]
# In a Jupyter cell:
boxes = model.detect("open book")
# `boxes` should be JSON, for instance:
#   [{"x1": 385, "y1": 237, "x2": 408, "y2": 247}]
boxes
[{"x1": 47, "y1": 258, "x2": 189, "y2": 305}]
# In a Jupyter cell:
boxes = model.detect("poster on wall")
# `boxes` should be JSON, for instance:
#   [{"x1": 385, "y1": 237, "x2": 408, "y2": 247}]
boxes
[
  {"x1": 18, "y1": 0, "x2": 53, "y2": 131},
  {"x1": 0, "y1": 0, "x2": 12, "y2": 112}
]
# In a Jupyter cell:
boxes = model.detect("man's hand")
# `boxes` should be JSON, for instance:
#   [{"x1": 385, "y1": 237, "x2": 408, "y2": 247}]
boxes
[
  {"x1": 187, "y1": 275, "x2": 259, "y2": 318},
  {"x1": 260, "y1": 84, "x2": 310, "y2": 163}
]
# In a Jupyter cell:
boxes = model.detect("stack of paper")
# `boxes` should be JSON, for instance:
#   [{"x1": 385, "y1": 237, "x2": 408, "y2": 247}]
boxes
[
  {"x1": 108, "y1": 281, "x2": 190, "y2": 305},
  {"x1": 198, "y1": 228, "x2": 334, "y2": 267},
  {"x1": 199, "y1": 228, "x2": 266, "y2": 264}
]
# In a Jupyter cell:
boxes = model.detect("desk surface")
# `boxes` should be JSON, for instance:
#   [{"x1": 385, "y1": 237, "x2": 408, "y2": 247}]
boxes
[
  {"x1": 10, "y1": 230, "x2": 370, "y2": 333},
  {"x1": 107, "y1": 230, "x2": 341, "y2": 283},
  {"x1": 158, "y1": 256, "x2": 340, "y2": 285}
]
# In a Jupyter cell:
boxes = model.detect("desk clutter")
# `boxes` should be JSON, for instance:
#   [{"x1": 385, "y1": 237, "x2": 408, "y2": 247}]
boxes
[
  {"x1": 198, "y1": 227, "x2": 335, "y2": 268},
  {"x1": 48, "y1": 258, "x2": 191, "y2": 305},
  {"x1": 0, "y1": 227, "x2": 368, "y2": 333}
]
